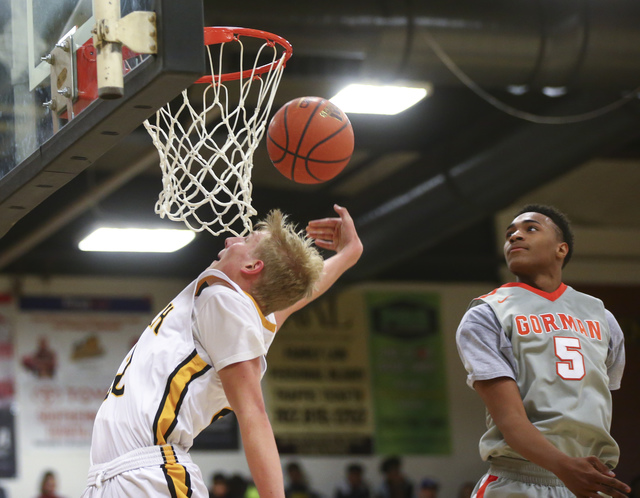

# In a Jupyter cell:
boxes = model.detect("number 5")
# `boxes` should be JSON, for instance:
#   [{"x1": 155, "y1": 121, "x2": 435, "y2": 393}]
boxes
[{"x1": 554, "y1": 336, "x2": 585, "y2": 380}]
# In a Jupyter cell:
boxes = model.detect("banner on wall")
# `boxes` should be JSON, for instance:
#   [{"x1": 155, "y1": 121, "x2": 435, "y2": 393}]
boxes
[
  {"x1": 16, "y1": 296, "x2": 151, "y2": 447},
  {"x1": 264, "y1": 290, "x2": 374, "y2": 454},
  {"x1": 366, "y1": 290, "x2": 451, "y2": 455},
  {"x1": 264, "y1": 287, "x2": 452, "y2": 456}
]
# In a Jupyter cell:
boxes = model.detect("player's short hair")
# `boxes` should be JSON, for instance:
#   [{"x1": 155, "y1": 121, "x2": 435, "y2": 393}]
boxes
[
  {"x1": 251, "y1": 210, "x2": 324, "y2": 315},
  {"x1": 517, "y1": 204, "x2": 574, "y2": 267}
]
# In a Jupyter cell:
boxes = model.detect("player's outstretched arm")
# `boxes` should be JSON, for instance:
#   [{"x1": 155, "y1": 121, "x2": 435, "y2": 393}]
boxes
[
  {"x1": 475, "y1": 377, "x2": 631, "y2": 498},
  {"x1": 274, "y1": 204, "x2": 363, "y2": 326},
  {"x1": 219, "y1": 358, "x2": 285, "y2": 498}
]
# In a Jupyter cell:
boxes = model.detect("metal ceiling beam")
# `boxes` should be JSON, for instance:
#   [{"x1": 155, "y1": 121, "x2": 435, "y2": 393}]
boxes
[
  {"x1": 208, "y1": 0, "x2": 640, "y2": 90},
  {"x1": 346, "y1": 100, "x2": 640, "y2": 280}
]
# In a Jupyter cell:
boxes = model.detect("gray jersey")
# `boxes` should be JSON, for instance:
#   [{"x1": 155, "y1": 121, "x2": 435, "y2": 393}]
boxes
[{"x1": 456, "y1": 282, "x2": 625, "y2": 468}]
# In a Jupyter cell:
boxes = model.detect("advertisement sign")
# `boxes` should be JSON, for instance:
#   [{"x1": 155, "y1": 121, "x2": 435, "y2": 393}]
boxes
[
  {"x1": 265, "y1": 291, "x2": 374, "y2": 454},
  {"x1": 16, "y1": 296, "x2": 151, "y2": 447},
  {"x1": 367, "y1": 291, "x2": 451, "y2": 454}
]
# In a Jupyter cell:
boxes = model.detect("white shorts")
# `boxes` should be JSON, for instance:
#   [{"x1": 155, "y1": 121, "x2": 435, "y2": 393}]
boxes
[
  {"x1": 81, "y1": 444, "x2": 208, "y2": 498},
  {"x1": 472, "y1": 457, "x2": 574, "y2": 498}
]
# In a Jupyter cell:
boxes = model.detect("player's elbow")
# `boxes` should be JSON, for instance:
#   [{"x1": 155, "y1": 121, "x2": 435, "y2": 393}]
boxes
[
  {"x1": 234, "y1": 400, "x2": 271, "y2": 430},
  {"x1": 232, "y1": 395, "x2": 268, "y2": 421}
]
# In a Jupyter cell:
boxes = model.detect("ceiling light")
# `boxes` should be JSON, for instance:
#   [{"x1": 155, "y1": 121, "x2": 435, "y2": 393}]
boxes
[
  {"x1": 542, "y1": 86, "x2": 568, "y2": 97},
  {"x1": 79, "y1": 227, "x2": 196, "y2": 252},
  {"x1": 506, "y1": 84, "x2": 529, "y2": 95},
  {"x1": 330, "y1": 83, "x2": 430, "y2": 115}
]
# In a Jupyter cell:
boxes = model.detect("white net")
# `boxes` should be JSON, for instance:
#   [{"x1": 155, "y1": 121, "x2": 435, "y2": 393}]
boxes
[{"x1": 143, "y1": 29, "x2": 290, "y2": 236}]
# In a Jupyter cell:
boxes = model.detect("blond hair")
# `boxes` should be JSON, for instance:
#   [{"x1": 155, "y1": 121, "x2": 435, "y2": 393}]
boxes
[{"x1": 250, "y1": 210, "x2": 324, "y2": 315}]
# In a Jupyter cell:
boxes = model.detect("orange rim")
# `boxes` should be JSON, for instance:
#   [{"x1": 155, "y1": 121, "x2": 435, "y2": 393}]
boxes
[{"x1": 195, "y1": 26, "x2": 293, "y2": 84}]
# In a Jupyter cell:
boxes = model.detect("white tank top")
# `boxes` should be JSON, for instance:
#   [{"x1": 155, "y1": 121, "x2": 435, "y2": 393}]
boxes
[{"x1": 89, "y1": 269, "x2": 276, "y2": 465}]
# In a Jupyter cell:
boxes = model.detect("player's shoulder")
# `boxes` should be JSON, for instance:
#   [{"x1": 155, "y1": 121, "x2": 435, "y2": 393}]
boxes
[
  {"x1": 460, "y1": 300, "x2": 497, "y2": 329},
  {"x1": 196, "y1": 271, "x2": 243, "y2": 298},
  {"x1": 474, "y1": 287, "x2": 500, "y2": 301},
  {"x1": 457, "y1": 302, "x2": 502, "y2": 341},
  {"x1": 194, "y1": 270, "x2": 264, "y2": 322},
  {"x1": 196, "y1": 277, "x2": 252, "y2": 310},
  {"x1": 199, "y1": 282, "x2": 248, "y2": 303},
  {"x1": 565, "y1": 285, "x2": 605, "y2": 307},
  {"x1": 471, "y1": 284, "x2": 514, "y2": 304}
]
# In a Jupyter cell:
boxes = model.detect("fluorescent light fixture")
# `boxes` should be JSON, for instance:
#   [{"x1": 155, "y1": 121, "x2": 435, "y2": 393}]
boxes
[
  {"x1": 330, "y1": 83, "x2": 430, "y2": 115},
  {"x1": 542, "y1": 86, "x2": 568, "y2": 98},
  {"x1": 79, "y1": 227, "x2": 196, "y2": 252},
  {"x1": 506, "y1": 84, "x2": 529, "y2": 95}
]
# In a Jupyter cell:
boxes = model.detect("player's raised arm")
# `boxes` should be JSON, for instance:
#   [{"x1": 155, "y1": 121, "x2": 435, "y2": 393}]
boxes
[{"x1": 274, "y1": 204, "x2": 363, "y2": 327}]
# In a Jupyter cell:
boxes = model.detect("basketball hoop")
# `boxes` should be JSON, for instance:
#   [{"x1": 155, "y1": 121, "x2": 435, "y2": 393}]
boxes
[{"x1": 143, "y1": 27, "x2": 293, "y2": 236}]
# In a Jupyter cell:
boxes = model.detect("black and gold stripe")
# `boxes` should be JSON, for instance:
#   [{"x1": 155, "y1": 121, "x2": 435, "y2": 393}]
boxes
[
  {"x1": 161, "y1": 445, "x2": 193, "y2": 498},
  {"x1": 153, "y1": 350, "x2": 211, "y2": 445}
]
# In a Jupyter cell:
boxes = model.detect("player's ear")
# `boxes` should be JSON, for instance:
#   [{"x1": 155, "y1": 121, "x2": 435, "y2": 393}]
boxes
[
  {"x1": 556, "y1": 241, "x2": 569, "y2": 262},
  {"x1": 241, "y1": 259, "x2": 264, "y2": 276}
]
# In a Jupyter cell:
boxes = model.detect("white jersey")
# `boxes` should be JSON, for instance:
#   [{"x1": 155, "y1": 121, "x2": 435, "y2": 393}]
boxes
[
  {"x1": 87, "y1": 269, "x2": 276, "y2": 493},
  {"x1": 456, "y1": 282, "x2": 625, "y2": 468}
]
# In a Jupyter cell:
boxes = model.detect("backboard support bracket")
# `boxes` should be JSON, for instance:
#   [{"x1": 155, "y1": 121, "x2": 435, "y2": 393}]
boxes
[
  {"x1": 92, "y1": 0, "x2": 158, "y2": 99},
  {"x1": 42, "y1": 29, "x2": 78, "y2": 132}
]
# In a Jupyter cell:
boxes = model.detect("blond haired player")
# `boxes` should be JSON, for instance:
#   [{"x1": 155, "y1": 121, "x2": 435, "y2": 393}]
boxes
[
  {"x1": 82, "y1": 204, "x2": 363, "y2": 498},
  {"x1": 456, "y1": 205, "x2": 629, "y2": 498}
]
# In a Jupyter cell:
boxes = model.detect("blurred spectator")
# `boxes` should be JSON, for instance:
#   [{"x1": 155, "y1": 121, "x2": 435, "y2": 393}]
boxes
[
  {"x1": 36, "y1": 470, "x2": 64, "y2": 498},
  {"x1": 335, "y1": 463, "x2": 370, "y2": 498},
  {"x1": 457, "y1": 481, "x2": 474, "y2": 498},
  {"x1": 209, "y1": 472, "x2": 229, "y2": 498},
  {"x1": 285, "y1": 462, "x2": 321, "y2": 498},
  {"x1": 375, "y1": 457, "x2": 413, "y2": 498},
  {"x1": 228, "y1": 474, "x2": 248, "y2": 498},
  {"x1": 417, "y1": 479, "x2": 438, "y2": 498}
]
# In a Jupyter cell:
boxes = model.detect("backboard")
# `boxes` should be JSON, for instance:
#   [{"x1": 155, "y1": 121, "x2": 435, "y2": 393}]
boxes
[{"x1": 0, "y1": 0, "x2": 205, "y2": 237}]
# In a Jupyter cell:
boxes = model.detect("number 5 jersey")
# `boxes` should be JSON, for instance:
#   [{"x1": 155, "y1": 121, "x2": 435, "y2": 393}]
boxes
[{"x1": 456, "y1": 282, "x2": 625, "y2": 468}]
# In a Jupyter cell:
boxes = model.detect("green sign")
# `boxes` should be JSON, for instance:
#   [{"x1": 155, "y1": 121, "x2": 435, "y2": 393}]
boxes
[{"x1": 367, "y1": 291, "x2": 451, "y2": 454}]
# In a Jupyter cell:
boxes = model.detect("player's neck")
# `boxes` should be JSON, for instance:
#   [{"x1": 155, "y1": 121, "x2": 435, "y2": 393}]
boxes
[{"x1": 514, "y1": 272, "x2": 563, "y2": 294}]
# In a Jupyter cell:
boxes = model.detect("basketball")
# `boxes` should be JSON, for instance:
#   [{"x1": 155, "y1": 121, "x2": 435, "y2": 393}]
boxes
[{"x1": 266, "y1": 96, "x2": 354, "y2": 184}]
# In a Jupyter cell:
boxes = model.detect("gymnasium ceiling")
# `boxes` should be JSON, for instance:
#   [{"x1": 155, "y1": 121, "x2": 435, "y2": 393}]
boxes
[{"x1": 2, "y1": 0, "x2": 640, "y2": 285}]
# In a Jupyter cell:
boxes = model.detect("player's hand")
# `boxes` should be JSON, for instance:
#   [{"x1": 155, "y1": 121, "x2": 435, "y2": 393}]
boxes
[
  {"x1": 306, "y1": 204, "x2": 363, "y2": 264},
  {"x1": 553, "y1": 456, "x2": 630, "y2": 498}
]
